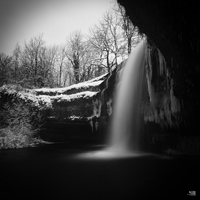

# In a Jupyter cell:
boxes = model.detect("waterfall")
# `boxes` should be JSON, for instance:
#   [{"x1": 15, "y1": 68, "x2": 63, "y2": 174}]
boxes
[
  {"x1": 107, "y1": 39, "x2": 146, "y2": 153},
  {"x1": 78, "y1": 40, "x2": 147, "y2": 159},
  {"x1": 78, "y1": 39, "x2": 180, "y2": 159}
]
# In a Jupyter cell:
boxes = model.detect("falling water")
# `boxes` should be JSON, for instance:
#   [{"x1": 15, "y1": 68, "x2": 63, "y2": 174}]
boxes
[
  {"x1": 78, "y1": 40, "x2": 147, "y2": 159},
  {"x1": 107, "y1": 39, "x2": 146, "y2": 154}
]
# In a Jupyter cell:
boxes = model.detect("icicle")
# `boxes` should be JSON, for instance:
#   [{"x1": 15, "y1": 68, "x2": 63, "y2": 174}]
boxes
[
  {"x1": 97, "y1": 100, "x2": 102, "y2": 117},
  {"x1": 89, "y1": 119, "x2": 94, "y2": 132},
  {"x1": 95, "y1": 120, "x2": 98, "y2": 131},
  {"x1": 170, "y1": 79, "x2": 180, "y2": 114},
  {"x1": 148, "y1": 46, "x2": 153, "y2": 80},
  {"x1": 88, "y1": 98, "x2": 102, "y2": 133},
  {"x1": 92, "y1": 99, "x2": 102, "y2": 117},
  {"x1": 146, "y1": 45, "x2": 156, "y2": 105},
  {"x1": 106, "y1": 98, "x2": 113, "y2": 116},
  {"x1": 157, "y1": 48, "x2": 166, "y2": 76},
  {"x1": 146, "y1": 74, "x2": 156, "y2": 105}
]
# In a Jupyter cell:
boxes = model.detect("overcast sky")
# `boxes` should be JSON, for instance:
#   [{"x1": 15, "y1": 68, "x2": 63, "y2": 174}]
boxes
[{"x1": 0, "y1": 0, "x2": 115, "y2": 55}]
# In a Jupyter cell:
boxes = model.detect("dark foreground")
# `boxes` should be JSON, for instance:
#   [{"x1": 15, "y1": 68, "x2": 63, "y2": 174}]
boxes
[{"x1": 0, "y1": 143, "x2": 199, "y2": 199}]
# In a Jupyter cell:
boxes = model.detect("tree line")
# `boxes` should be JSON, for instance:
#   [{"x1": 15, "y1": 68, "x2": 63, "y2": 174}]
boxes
[{"x1": 0, "y1": 3, "x2": 142, "y2": 88}]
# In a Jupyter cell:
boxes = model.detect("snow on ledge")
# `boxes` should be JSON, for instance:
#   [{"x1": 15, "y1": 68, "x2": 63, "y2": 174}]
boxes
[
  {"x1": 0, "y1": 84, "x2": 97, "y2": 109},
  {"x1": 51, "y1": 91, "x2": 97, "y2": 102},
  {"x1": 33, "y1": 73, "x2": 107, "y2": 95}
]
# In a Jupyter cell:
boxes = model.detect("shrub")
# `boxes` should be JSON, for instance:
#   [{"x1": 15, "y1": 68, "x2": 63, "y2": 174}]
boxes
[{"x1": 0, "y1": 101, "x2": 43, "y2": 149}]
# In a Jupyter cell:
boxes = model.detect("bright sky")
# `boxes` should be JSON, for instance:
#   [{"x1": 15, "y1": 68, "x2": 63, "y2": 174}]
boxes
[{"x1": 0, "y1": 0, "x2": 115, "y2": 55}]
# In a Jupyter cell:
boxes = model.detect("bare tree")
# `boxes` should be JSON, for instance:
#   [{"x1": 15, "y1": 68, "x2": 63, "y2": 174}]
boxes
[
  {"x1": 18, "y1": 34, "x2": 60, "y2": 88},
  {"x1": 88, "y1": 11, "x2": 125, "y2": 72},
  {"x1": 65, "y1": 31, "x2": 80, "y2": 83},
  {"x1": 0, "y1": 53, "x2": 13, "y2": 86},
  {"x1": 102, "y1": 11, "x2": 126, "y2": 64},
  {"x1": 54, "y1": 45, "x2": 71, "y2": 87},
  {"x1": 65, "y1": 31, "x2": 96, "y2": 84},
  {"x1": 22, "y1": 34, "x2": 45, "y2": 87},
  {"x1": 114, "y1": 3, "x2": 141, "y2": 54},
  {"x1": 12, "y1": 43, "x2": 21, "y2": 84},
  {"x1": 40, "y1": 45, "x2": 58, "y2": 87},
  {"x1": 89, "y1": 23, "x2": 112, "y2": 72}
]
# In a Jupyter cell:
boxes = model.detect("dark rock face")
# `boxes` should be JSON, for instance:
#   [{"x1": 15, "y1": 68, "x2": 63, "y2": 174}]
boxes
[
  {"x1": 117, "y1": 0, "x2": 200, "y2": 135},
  {"x1": 144, "y1": 43, "x2": 181, "y2": 127}
]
